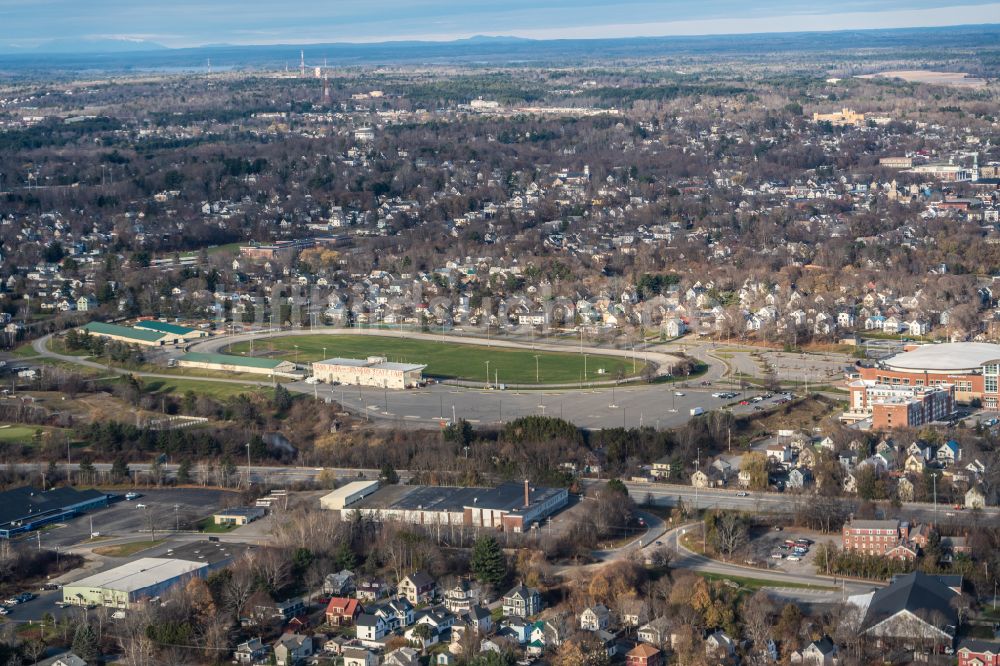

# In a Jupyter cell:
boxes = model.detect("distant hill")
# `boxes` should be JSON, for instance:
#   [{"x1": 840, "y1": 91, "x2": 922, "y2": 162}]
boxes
[
  {"x1": 8, "y1": 38, "x2": 169, "y2": 54},
  {"x1": 1, "y1": 24, "x2": 998, "y2": 72}
]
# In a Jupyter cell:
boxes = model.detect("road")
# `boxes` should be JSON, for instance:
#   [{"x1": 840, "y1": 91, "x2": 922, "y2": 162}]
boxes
[{"x1": 613, "y1": 479, "x2": 1000, "y2": 523}]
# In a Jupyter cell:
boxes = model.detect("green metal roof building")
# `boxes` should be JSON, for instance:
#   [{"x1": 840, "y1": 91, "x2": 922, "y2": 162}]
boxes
[
  {"x1": 82, "y1": 322, "x2": 172, "y2": 346},
  {"x1": 133, "y1": 320, "x2": 208, "y2": 338},
  {"x1": 177, "y1": 352, "x2": 296, "y2": 375}
]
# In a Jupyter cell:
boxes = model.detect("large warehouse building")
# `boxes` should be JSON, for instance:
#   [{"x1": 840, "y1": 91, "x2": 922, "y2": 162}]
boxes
[
  {"x1": 0, "y1": 486, "x2": 109, "y2": 539},
  {"x1": 326, "y1": 480, "x2": 569, "y2": 533},
  {"x1": 64, "y1": 558, "x2": 208, "y2": 608},
  {"x1": 63, "y1": 541, "x2": 248, "y2": 608},
  {"x1": 312, "y1": 356, "x2": 426, "y2": 389},
  {"x1": 856, "y1": 342, "x2": 1000, "y2": 408}
]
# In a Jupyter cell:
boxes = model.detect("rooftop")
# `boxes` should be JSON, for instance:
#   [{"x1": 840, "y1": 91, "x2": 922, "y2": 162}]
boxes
[
  {"x1": 884, "y1": 342, "x2": 1000, "y2": 372},
  {"x1": 316, "y1": 357, "x2": 426, "y2": 372},
  {"x1": 133, "y1": 320, "x2": 198, "y2": 335},
  {"x1": 67, "y1": 558, "x2": 207, "y2": 593},
  {"x1": 83, "y1": 321, "x2": 166, "y2": 343},
  {"x1": 179, "y1": 352, "x2": 287, "y2": 369},
  {"x1": 351, "y1": 482, "x2": 565, "y2": 515},
  {"x1": 0, "y1": 486, "x2": 107, "y2": 530}
]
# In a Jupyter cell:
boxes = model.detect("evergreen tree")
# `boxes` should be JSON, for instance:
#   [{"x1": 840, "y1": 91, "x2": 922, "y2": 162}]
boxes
[
  {"x1": 110, "y1": 457, "x2": 129, "y2": 483},
  {"x1": 72, "y1": 623, "x2": 99, "y2": 661},
  {"x1": 177, "y1": 459, "x2": 193, "y2": 484},
  {"x1": 470, "y1": 535, "x2": 507, "y2": 587},
  {"x1": 379, "y1": 462, "x2": 399, "y2": 485}
]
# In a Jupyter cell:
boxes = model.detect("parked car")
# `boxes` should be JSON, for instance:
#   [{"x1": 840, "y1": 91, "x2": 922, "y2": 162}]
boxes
[
  {"x1": 736, "y1": 491, "x2": 749, "y2": 497},
  {"x1": 124, "y1": 492, "x2": 140, "y2": 501}
]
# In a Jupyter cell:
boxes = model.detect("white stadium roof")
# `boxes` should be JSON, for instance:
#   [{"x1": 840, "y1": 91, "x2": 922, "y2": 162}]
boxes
[{"x1": 883, "y1": 342, "x2": 1000, "y2": 373}]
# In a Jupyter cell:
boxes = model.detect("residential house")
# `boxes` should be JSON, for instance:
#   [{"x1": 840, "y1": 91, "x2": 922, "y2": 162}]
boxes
[
  {"x1": 398, "y1": 571, "x2": 436, "y2": 605},
  {"x1": 766, "y1": 444, "x2": 792, "y2": 465},
  {"x1": 443, "y1": 580, "x2": 482, "y2": 614},
  {"x1": 957, "y1": 638, "x2": 1000, "y2": 666},
  {"x1": 234, "y1": 637, "x2": 269, "y2": 665},
  {"x1": 966, "y1": 486, "x2": 987, "y2": 509},
  {"x1": 342, "y1": 646, "x2": 379, "y2": 666},
  {"x1": 790, "y1": 637, "x2": 838, "y2": 665},
  {"x1": 50, "y1": 656, "x2": 88, "y2": 666},
  {"x1": 788, "y1": 468, "x2": 813, "y2": 489},
  {"x1": 384, "y1": 647, "x2": 421, "y2": 666},
  {"x1": 706, "y1": 631, "x2": 736, "y2": 661},
  {"x1": 273, "y1": 634, "x2": 312, "y2": 666},
  {"x1": 691, "y1": 470, "x2": 710, "y2": 488},
  {"x1": 579, "y1": 604, "x2": 611, "y2": 632},
  {"x1": 937, "y1": 441, "x2": 961, "y2": 467},
  {"x1": 356, "y1": 579, "x2": 390, "y2": 601},
  {"x1": 355, "y1": 614, "x2": 390, "y2": 644},
  {"x1": 651, "y1": 455, "x2": 673, "y2": 480},
  {"x1": 325, "y1": 597, "x2": 361, "y2": 626},
  {"x1": 638, "y1": 616, "x2": 672, "y2": 648},
  {"x1": 627, "y1": 643, "x2": 664, "y2": 666},
  {"x1": 503, "y1": 585, "x2": 542, "y2": 618},
  {"x1": 323, "y1": 570, "x2": 356, "y2": 596}
]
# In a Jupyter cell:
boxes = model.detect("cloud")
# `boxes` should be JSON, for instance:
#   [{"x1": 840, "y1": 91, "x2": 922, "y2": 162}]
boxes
[{"x1": 0, "y1": 0, "x2": 998, "y2": 47}]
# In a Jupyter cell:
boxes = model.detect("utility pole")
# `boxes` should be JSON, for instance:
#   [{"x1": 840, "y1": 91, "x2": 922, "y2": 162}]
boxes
[
  {"x1": 534, "y1": 355, "x2": 540, "y2": 383},
  {"x1": 246, "y1": 442, "x2": 252, "y2": 488},
  {"x1": 485, "y1": 361, "x2": 490, "y2": 390},
  {"x1": 932, "y1": 473, "x2": 938, "y2": 525}
]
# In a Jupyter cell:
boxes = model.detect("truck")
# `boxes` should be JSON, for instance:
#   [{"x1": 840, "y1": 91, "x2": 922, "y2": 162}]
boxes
[{"x1": 689, "y1": 407, "x2": 705, "y2": 416}]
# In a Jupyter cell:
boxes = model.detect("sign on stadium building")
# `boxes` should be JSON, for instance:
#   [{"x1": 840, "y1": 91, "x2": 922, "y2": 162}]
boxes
[{"x1": 312, "y1": 356, "x2": 426, "y2": 389}]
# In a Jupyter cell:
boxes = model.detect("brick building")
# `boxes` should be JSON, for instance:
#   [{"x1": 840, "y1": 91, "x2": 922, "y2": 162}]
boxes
[
  {"x1": 845, "y1": 380, "x2": 954, "y2": 429},
  {"x1": 842, "y1": 519, "x2": 915, "y2": 559}
]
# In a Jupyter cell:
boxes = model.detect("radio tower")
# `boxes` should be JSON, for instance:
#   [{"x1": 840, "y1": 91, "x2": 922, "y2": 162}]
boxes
[{"x1": 299, "y1": 50, "x2": 306, "y2": 78}]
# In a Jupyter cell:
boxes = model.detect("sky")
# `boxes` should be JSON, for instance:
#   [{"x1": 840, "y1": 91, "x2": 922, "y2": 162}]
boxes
[{"x1": 1, "y1": 0, "x2": 999, "y2": 49}]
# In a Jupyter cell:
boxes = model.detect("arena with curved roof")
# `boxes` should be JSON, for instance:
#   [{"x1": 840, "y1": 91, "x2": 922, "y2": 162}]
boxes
[
  {"x1": 883, "y1": 342, "x2": 1000, "y2": 373},
  {"x1": 858, "y1": 341, "x2": 1000, "y2": 408}
]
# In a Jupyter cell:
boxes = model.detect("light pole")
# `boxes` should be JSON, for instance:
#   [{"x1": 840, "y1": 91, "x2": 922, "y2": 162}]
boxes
[
  {"x1": 534, "y1": 355, "x2": 540, "y2": 383},
  {"x1": 485, "y1": 361, "x2": 490, "y2": 390},
  {"x1": 932, "y1": 472, "x2": 938, "y2": 524},
  {"x1": 174, "y1": 504, "x2": 180, "y2": 532}
]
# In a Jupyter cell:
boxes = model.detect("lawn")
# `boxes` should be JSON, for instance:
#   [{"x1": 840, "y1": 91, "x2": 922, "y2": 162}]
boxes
[
  {"x1": 93, "y1": 540, "x2": 164, "y2": 557},
  {"x1": 698, "y1": 572, "x2": 836, "y2": 592},
  {"x1": 0, "y1": 424, "x2": 66, "y2": 444},
  {"x1": 225, "y1": 334, "x2": 644, "y2": 385},
  {"x1": 196, "y1": 517, "x2": 237, "y2": 533},
  {"x1": 139, "y1": 377, "x2": 274, "y2": 400}
]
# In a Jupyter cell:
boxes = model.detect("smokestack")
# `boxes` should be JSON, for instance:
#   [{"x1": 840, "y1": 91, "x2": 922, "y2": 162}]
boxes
[{"x1": 524, "y1": 479, "x2": 530, "y2": 508}]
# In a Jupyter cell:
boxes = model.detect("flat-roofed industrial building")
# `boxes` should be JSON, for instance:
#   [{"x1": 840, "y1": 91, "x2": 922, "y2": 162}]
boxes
[
  {"x1": 63, "y1": 540, "x2": 250, "y2": 608},
  {"x1": 327, "y1": 480, "x2": 568, "y2": 533},
  {"x1": 0, "y1": 486, "x2": 109, "y2": 538},
  {"x1": 320, "y1": 480, "x2": 381, "y2": 511},
  {"x1": 63, "y1": 558, "x2": 208, "y2": 608}
]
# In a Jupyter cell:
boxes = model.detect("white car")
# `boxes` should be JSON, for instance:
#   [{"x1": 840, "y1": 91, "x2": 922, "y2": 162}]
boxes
[
  {"x1": 674, "y1": 391, "x2": 685, "y2": 396},
  {"x1": 736, "y1": 491, "x2": 749, "y2": 497},
  {"x1": 124, "y1": 492, "x2": 140, "y2": 501},
  {"x1": 786, "y1": 555, "x2": 801, "y2": 562},
  {"x1": 135, "y1": 503, "x2": 147, "y2": 509}
]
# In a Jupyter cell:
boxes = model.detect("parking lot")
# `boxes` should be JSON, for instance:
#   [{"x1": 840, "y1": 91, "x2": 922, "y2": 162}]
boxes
[
  {"x1": 20, "y1": 487, "x2": 236, "y2": 551},
  {"x1": 745, "y1": 526, "x2": 840, "y2": 575}
]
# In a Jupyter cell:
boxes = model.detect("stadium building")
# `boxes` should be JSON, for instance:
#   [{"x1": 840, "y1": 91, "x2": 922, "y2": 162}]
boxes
[
  {"x1": 855, "y1": 342, "x2": 1000, "y2": 408},
  {"x1": 324, "y1": 480, "x2": 568, "y2": 533},
  {"x1": 312, "y1": 356, "x2": 426, "y2": 389}
]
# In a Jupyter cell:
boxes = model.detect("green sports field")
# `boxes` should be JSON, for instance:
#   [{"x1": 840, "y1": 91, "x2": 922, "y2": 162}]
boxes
[{"x1": 225, "y1": 334, "x2": 644, "y2": 385}]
